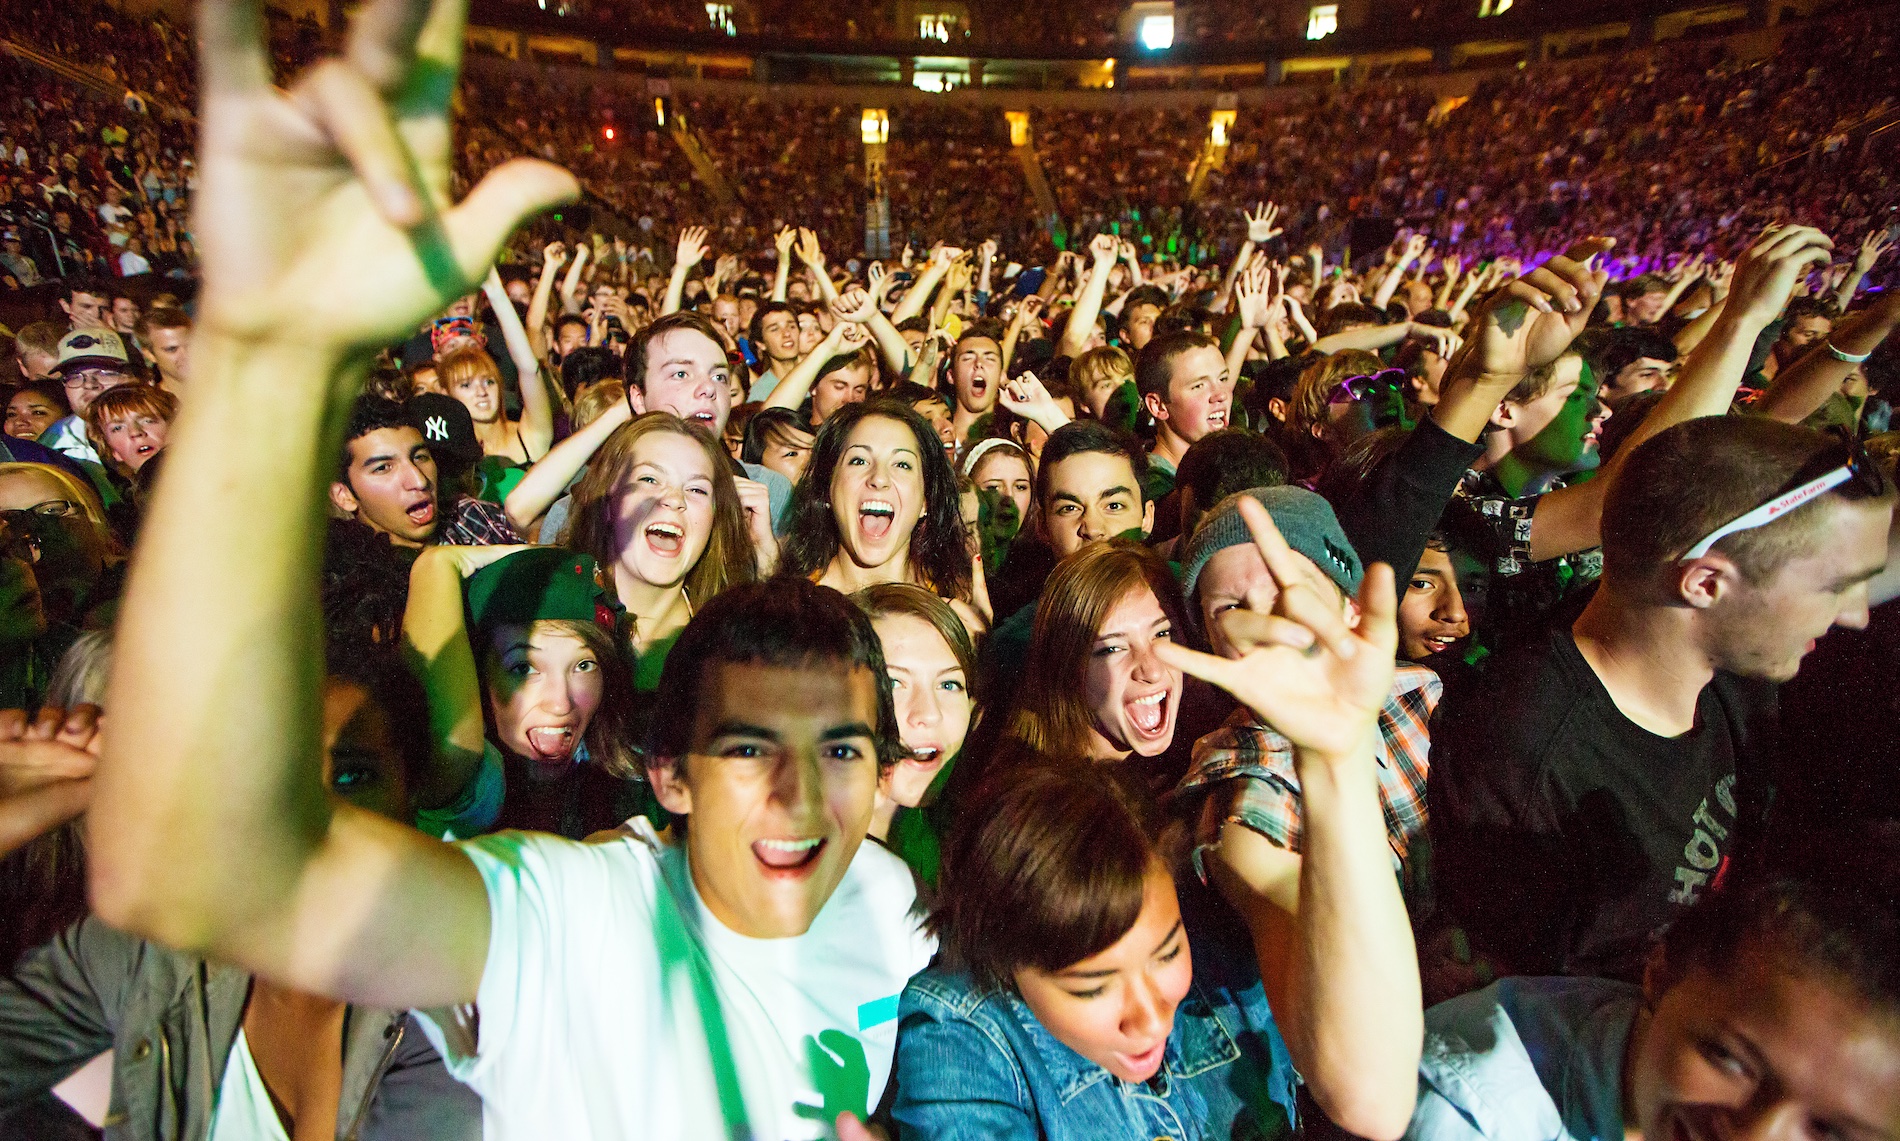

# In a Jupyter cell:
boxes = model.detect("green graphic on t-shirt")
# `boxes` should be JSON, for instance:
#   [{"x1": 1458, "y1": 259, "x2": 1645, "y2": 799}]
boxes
[{"x1": 792, "y1": 1029, "x2": 871, "y2": 1125}]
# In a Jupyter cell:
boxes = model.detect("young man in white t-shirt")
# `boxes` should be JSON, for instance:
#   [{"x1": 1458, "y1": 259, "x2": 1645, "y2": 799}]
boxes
[{"x1": 85, "y1": 6, "x2": 929, "y2": 1139}]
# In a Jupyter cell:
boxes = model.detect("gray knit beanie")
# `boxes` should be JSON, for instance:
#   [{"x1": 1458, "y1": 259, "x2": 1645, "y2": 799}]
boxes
[{"x1": 1179, "y1": 486, "x2": 1364, "y2": 620}]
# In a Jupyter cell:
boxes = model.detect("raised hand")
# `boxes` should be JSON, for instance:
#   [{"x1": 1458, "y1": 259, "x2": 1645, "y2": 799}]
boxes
[
  {"x1": 1400, "y1": 232, "x2": 1429, "y2": 263},
  {"x1": 998, "y1": 371, "x2": 1071, "y2": 430},
  {"x1": 774, "y1": 225, "x2": 797, "y2": 259},
  {"x1": 1118, "y1": 238, "x2": 1140, "y2": 264},
  {"x1": 1410, "y1": 324, "x2": 1463, "y2": 358},
  {"x1": 1855, "y1": 228, "x2": 1894, "y2": 273},
  {"x1": 675, "y1": 224, "x2": 709, "y2": 270},
  {"x1": 1464, "y1": 236, "x2": 1613, "y2": 378},
  {"x1": 930, "y1": 243, "x2": 964, "y2": 268},
  {"x1": 1088, "y1": 232, "x2": 1119, "y2": 263},
  {"x1": 542, "y1": 240, "x2": 566, "y2": 267},
  {"x1": 865, "y1": 260, "x2": 891, "y2": 303},
  {"x1": 836, "y1": 321, "x2": 872, "y2": 350},
  {"x1": 978, "y1": 237, "x2": 998, "y2": 262},
  {"x1": 1243, "y1": 201, "x2": 1283, "y2": 244},
  {"x1": 1708, "y1": 259, "x2": 1735, "y2": 301},
  {"x1": 1235, "y1": 258, "x2": 1277, "y2": 329},
  {"x1": 1155, "y1": 497, "x2": 1396, "y2": 764},
  {"x1": 713, "y1": 253, "x2": 739, "y2": 284},
  {"x1": 795, "y1": 226, "x2": 826, "y2": 269},
  {"x1": 1727, "y1": 224, "x2": 1834, "y2": 327},
  {"x1": 1013, "y1": 293, "x2": 1046, "y2": 325},
  {"x1": 193, "y1": 0, "x2": 577, "y2": 347},
  {"x1": 733, "y1": 476, "x2": 779, "y2": 576},
  {"x1": 832, "y1": 286, "x2": 877, "y2": 323}
]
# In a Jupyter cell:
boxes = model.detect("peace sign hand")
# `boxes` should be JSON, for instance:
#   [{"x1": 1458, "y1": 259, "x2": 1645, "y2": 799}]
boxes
[
  {"x1": 194, "y1": 0, "x2": 578, "y2": 348},
  {"x1": 1155, "y1": 497, "x2": 1397, "y2": 765}
]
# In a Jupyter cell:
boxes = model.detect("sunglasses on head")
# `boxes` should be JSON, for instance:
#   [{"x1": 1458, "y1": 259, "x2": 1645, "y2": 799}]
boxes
[
  {"x1": 1680, "y1": 435, "x2": 1886, "y2": 561},
  {"x1": 1328, "y1": 368, "x2": 1407, "y2": 406}
]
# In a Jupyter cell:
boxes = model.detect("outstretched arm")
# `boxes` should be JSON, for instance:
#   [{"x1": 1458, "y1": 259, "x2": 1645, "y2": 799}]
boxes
[
  {"x1": 1055, "y1": 233, "x2": 1118, "y2": 359},
  {"x1": 502, "y1": 391, "x2": 632, "y2": 535},
  {"x1": 1753, "y1": 280, "x2": 1900, "y2": 424},
  {"x1": 558, "y1": 239, "x2": 588, "y2": 315},
  {"x1": 663, "y1": 225, "x2": 708, "y2": 316},
  {"x1": 88, "y1": 0, "x2": 574, "y2": 1008},
  {"x1": 765, "y1": 290, "x2": 873, "y2": 412},
  {"x1": 1528, "y1": 225, "x2": 1834, "y2": 561},
  {"x1": 525, "y1": 239, "x2": 563, "y2": 365},
  {"x1": 482, "y1": 267, "x2": 556, "y2": 453},
  {"x1": 889, "y1": 244, "x2": 960, "y2": 328},
  {"x1": 1161, "y1": 499, "x2": 1419, "y2": 1141},
  {"x1": 401, "y1": 544, "x2": 525, "y2": 808}
]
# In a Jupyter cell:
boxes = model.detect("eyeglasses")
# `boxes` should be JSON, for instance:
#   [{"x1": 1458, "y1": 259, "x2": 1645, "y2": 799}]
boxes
[
  {"x1": 62, "y1": 369, "x2": 127, "y2": 391},
  {"x1": 1680, "y1": 437, "x2": 1885, "y2": 560},
  {"x1": 1328, "y1": 368, "x2": 1407, "y2": 406}
]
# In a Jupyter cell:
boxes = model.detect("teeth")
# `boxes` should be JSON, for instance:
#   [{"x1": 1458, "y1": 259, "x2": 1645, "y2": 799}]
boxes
[
  {"x1": 911, "y1": 747, "x2": 940, "y2": 762},
  {"x1": 1132, "y1": 692, "x2": 1165, "y2": 706},
  {"x1": 861, "y1": 500, "x2": 895, "y2": 517},
  {"x1": 757, "y1": 838, "x2": 821, "y2": 853},
  {"x1": 647, "y1": 522, "x2": 683, "y2": 537}
]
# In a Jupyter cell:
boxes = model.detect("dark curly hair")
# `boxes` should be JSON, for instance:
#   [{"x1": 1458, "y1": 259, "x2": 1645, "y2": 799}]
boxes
[{"x1": 775, "y1": 400, "x2": 973, "y2": 603}]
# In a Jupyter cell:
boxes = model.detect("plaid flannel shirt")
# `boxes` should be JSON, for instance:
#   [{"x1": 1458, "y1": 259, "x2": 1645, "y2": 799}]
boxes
[
  {"x1": 436, "y1": 497, "x2": 524, "y2": 548},
  {"x1": 1177, "y1": 664, "x2": 1441, "y2": 888}
]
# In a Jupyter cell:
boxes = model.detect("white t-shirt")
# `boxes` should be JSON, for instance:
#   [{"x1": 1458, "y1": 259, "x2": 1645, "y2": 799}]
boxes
[
  {"x1": 207, "y1": 1029, "x2": 291, "y2": 1141},
  {"x1": 418, "y1": 818, "x2": 934, "y2": 1140}
]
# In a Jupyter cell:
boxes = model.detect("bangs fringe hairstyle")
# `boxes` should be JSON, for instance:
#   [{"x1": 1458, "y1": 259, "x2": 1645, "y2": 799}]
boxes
[
  {"x1": 1008, "y1": 539, "x2": 1186, "y2": 759},
  {"x1": 931, "y1": 756, "x2": 1160, "y2": 990},
  {"x1": 777, "y1": 400, "x2": 973, "y2": 603},
  {"x1": 1287, "y1": 349, "x2": 1383, "y2": 441},
  {"x1": 561, "y1": 412, "x2": 757, "y2": 607},
  {"x1": 435, "y1": 346, "x2": 503, "y2": 392},
  {"x1": 84, "y1": 383, "x2": 179, "y2": 474}
]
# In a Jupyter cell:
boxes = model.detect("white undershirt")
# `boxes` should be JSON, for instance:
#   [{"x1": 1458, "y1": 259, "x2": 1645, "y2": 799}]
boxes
[{"x1": 207, "y1": 1029, "x2": 291, "y2": 1141}]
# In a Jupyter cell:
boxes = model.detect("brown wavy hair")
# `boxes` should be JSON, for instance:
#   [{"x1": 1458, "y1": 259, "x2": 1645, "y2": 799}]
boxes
[
  {"x1": 561, "y1": 411, "x2": 756, "y2": 608},
  {"x1": 1006, "y1": 538, "x2": 1186, "y2": 759}
]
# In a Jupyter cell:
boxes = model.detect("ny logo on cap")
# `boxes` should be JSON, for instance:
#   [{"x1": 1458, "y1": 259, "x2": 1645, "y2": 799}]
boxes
[{"x1": 423, "y1": 415, "x2": 449, "y2": 442}]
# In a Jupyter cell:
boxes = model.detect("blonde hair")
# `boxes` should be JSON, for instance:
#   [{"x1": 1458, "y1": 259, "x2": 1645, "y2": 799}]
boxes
[
  {"x1": 1288, "y1": 349, "x2": 1383, "y2": 441},
  {"x1": 0, "y1": 462, "x2": 108, "y2": 528},
  {"x1": 436, "y1": 347, "x2": 504, "y2": 408},
  {"x1": 1072, "y1": 345, "x2": 1134, "y2": 398},
  {"x1": 573, "y1": 381, "x2": 628, "y2": 430}
]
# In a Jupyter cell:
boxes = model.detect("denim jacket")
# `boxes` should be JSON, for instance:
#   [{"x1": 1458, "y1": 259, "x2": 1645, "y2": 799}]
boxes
[{"x1": 890, "y1": 928, "x2": 1300, "y2": 1141}]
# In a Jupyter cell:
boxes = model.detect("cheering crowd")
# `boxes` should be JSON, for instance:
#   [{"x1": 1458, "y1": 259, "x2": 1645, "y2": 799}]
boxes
[{"x1": 3, "y1": 0, "x2": 1900, "y2": 1139}]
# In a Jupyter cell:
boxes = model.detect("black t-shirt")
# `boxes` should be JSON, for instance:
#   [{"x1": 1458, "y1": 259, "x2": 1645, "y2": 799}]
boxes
[{"x1": 1426, "y1": 622, "x2": 1776, "y2": 983}]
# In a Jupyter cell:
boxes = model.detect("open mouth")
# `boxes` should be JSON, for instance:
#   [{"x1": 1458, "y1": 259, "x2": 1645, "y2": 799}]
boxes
[
  {"x1": 1206, "y1": 410, "x2": 1229, "y2": 431},
  {"x1": 525, "y1": 725, "x2": 578, "y2": 762},
  {"x1": 859, "y1": 499, "x2": 896, "y2": 541},
  {"x1": 906, "y1": 744, "x2": 945, "y2": 768},
  {"x1": 645, "y1": 519, "x2": 685, "y2": 556},
  {"x1": 1115, "y1": 1040, "x2": 1166, "y2": 1079},
  {"x1": 1125, "y1": 690, "x2": 1170, "y2": 738},
  {"x1": 1422, "y1": 634, "x2": 1462, "y2": 655},
  {"x1": 404, "y1": 498, "x2": 436, "y2": 527},
  {"x1": 969, "y1": 377, "x2": 989, "y2": 399},
  {"x1": 752, "y1": 836, "x2": 826, "y2": 875},
  {"x1": 687, "y1": 410, "x2": 717, "y2": 426}
]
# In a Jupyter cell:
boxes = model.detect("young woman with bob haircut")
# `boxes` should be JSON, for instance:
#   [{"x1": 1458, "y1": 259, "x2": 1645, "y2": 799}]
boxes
[
  {"x1": 1006, "y1": 538, "x2": 1188, "y2": 764},
  {"x1": 777, "y1": 400, "x2": 987, "y2": 632}
]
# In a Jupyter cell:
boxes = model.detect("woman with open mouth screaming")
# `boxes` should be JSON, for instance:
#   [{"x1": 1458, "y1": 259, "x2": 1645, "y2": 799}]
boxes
[
  {"x1": 777, "y1": 401, "x2": 991, "y2": 637},
  {"x1": 562, "y1": 412, "x2": 759, "y2": 695},
  {"x1": 1000, "y1": 540, "x2": 1188, "y2": 770},
  {"x1": 403, "y1": 545, "x2": 649, "y2": 839}
]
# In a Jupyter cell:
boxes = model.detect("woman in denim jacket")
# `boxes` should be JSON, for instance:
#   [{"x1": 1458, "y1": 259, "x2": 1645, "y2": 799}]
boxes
[{"x1": 888, "y1": 501, "x2": 1424, "y2": 1140}]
